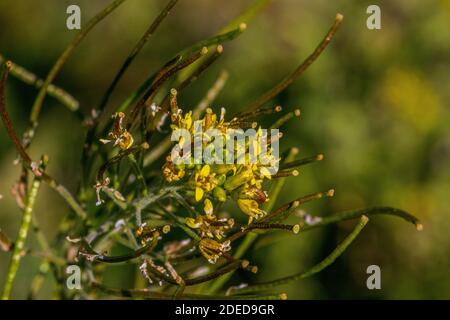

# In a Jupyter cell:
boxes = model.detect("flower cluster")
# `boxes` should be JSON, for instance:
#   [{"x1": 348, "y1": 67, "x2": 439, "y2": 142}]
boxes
[
  {"x1": 163, "y1": 108, "x2": 279, "y2": 226},
  {"x1": 161, "y1": 106, "x2": 281, "y2": 263}
]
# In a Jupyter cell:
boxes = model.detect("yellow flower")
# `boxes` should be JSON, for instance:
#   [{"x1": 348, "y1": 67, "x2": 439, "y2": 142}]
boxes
[
  {"x1": 171, "y1": 110, "x2": 193, "y2": 131},
  {"x1": 223, "y1": 166, "x2": 254, "y2": 191},
  {"x1": 162, "y1": 159, "x2": 185, "y2": 182},
  {"x1": 204, "y1": 198, "x2": 213, "y2": 215},
  {"x1": 186, "y1": 215, "x2": 234, "y2": 240},
  {"x1": 118, "y1": 131, "x2": 134, "y2": 150},
  {"x1": 100, "y1": 112, "x2": 134, "y2": 150},
  {"x1": 192, "y1": 164, "x2": 217, "y2": 202},
  {"x1": 237, "y1": 198, "x2": 267, "y2": 224}
]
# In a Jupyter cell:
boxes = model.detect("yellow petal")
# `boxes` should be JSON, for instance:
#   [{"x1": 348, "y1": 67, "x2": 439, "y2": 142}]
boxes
[
  {"x1": 119, "y1": 131, "x2": 134, "y2": 150},
  {"x1": 260, "y1": 167, "x2": 272, "y2": 179},
  {"x1": 200, "y1": 164, "x2": 210, "y2": 177},
  {"x1": 204, "y1": 199, "x2": 213, "y2": 215},
  {"x1": 195, "y1": 187, "x2": 204, "y2": 202},
  {"x1": 186, "y1": 218, "x2": 200, "y2": 229}
]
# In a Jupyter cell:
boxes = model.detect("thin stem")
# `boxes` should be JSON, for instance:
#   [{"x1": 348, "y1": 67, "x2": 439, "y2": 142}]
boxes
[
  {"x1": 0, "y1": 63, "x2": 87, "y2": 219},
  {"x1": 1, "y1": 174, "x2": 42, "y2": 299},
  {"x1": 194, "y1": 70, "x2": 229, "y2": 118},
  {"x1": 263, "y1": 189, "x2": 335, "y2": 223},
  {"x1": 301, "y1": 206, "x2": 422, "y2": 231},
  {"x1": 29, "y1": 0, "x2": 127, "y2": 127},
  {"x1": 236, "y1": 105, "x2": 282, "y2": 121},
  {"x1": 78, "y1": 237, "x2": 157, "y2": 263},
  {"x1": 0, "y1": 63, "x2": 33, "y2": 164},
  {"x1": 171, "y1": 191, "x2": 198, "y2": 217},
  {"x1": 28, "y1": 207, "x2": 63, "y2": 299},
  {"x1": 218, "y1": 0, "x2": 273, "y2": 34},
  {"x1": 176, "y1": 0, "x2": 272, "y2": 84},
  {"x1": 177, "y1": 24, "x2": 246, "y2": 59},
  {"x1": 119, "y1": 23, "x2": 243, "y2": 117},
  {"x1": 229, "y1": 216, "x2": 369, "y2": 294},
  {"x1": 143, "y1": 138, "x2": 172, "y2": 167},
  {"x1": 177, "y1": 45, "x2": 224, "y2": 93},
  {"x1": 127, "y1": 153, "x2": 148, "y2": 196},
  {"x1": 162, "y1": 205, "x2": 201, "y2": 242},
  {"x1": 128, "y1": 48, "x2": 207, "y2": 127},
  {"x1": 115, "y1": 56, "x2": 181, "y2": 114},
  {"x1": 0, "y1": 55, "x2": 79, "y2": 112},
  {"x1": 279, "y1": 153, "x2": 324, "y2": 170},
  {"x1": 246, "y1": 13, "x2": 344, "y2": 111},
  {"x1": 272, "y1": 169, "x2": 299, "y2": 178},
  {"x1": 226, "y1": 223, "x2": 300, "y2": 243},
  {"x1": 96, "y1": 144, "x2": 146, "y2": 184},
  {"x1": 92, "y1": 281, "x2": 285, "y2": 300},
  {"x1": 184, "y1": 260, "x2": 243, "y2": 286},
  {"x1": 97, "y1": 0, "x2": 179, "y2": 114},
  {"x1": 145, "y1": 258, "x2": 248, "y2": 287},
  {"x1": 157, "y1": 45, "x2": 224, "y2": 117},
  {"x1": 269, "y1": 109, "x2": 301, "y2": 129}
]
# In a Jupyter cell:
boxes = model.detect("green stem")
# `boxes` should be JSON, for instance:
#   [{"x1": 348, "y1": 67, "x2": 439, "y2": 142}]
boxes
[
  {"x1": 97, "y1": 0, "x2": 179, "y2": 114},
  {"x1": 1, "y1": 176, "x2": 42, "y2": 299},
  {"x1": 218, "y1": 0, "x2": 273, "y2": 34},
  {"x1": 0, "y1": 55, "x2": 79, "y2": 113},
  {"x1": 177, "y1": 24, "x2": 246, "y2": 59},
  {"x1": 1, "y1": 63, "x2": 86, "y2": 219},
  {"x1": 246, "y1": 13, "x2": 343, "y2": 111},
  {"x1": 269, "y1": 109, "x2": 301, "y2": 129},
  {"x1": 279, "y1": 154, "x2": 324, "y2": 170},
  {"x1": 128, "y1": 154, "x2": 148, "y2": 196},
  {"x1": 118, "y1": 24, "x2": 245, "y2": 115},
  {"x1": 28, "y1": 0, "x2": 127, "y2": 131},
  {"x1": 301, "y1": 206, "x2": 422, "y2": 231},
  {"x1": 194, "y1": 70, "x2": 229, "y2": 118},
  {"x1": 230, "y1": 216, "x2": 369, "y2": 294},
  {"x1": 163, "y1": 207, "x2": 201, "y2": 242},
  {"x1": 93, "y1": 282, "x2": 285, "y2": 300},
  {"x1": 79, "y1": 238, "x2": 156, "y2": 263}
]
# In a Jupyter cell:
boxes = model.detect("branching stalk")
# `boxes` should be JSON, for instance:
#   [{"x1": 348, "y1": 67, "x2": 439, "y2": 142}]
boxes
[
  {"x1": 246, "y1": 13, "x2": 343, "y2": 111},
  {"x1": 229, "y1": 216, "x2": 369, "y2": 294}
]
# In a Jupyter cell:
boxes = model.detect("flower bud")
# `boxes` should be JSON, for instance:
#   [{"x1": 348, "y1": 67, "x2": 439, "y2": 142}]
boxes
[
  {"x1": 213, "y1": 187, "x2": 227, "y2": 202},
  {"x1": 223, "y1": 168, "x2": 253, "y2": 191}
]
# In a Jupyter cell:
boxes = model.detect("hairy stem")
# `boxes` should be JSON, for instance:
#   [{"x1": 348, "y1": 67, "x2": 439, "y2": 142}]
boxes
[{"x1": 1, "y1": 175, "x2": 42, "y2": 299}]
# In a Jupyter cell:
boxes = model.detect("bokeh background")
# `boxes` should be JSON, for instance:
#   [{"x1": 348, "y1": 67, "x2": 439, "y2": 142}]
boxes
[{"x1": 0, "y1": 0, "x2": 449, "y2": 299}]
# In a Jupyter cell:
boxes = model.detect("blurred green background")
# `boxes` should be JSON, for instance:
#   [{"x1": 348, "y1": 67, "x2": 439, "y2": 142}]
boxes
[{"x1": 0, "y1": 0, "x2": 449, "y2": 299}]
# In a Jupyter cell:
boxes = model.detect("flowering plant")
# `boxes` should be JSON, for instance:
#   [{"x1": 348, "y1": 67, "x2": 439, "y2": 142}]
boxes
[{"x1": 0, "y1": 0, "x2": 421, "y2": 300}]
